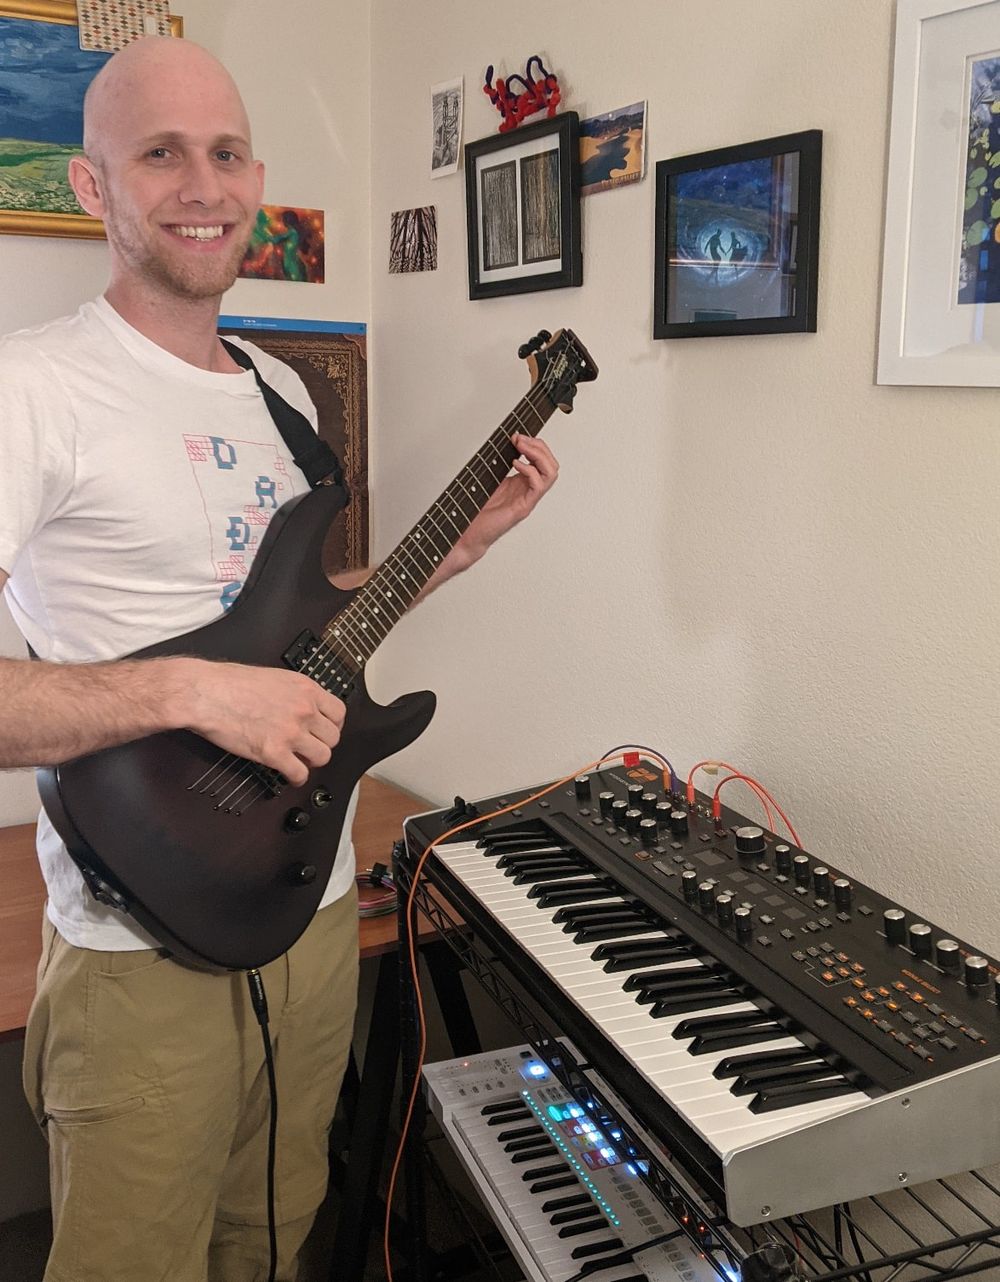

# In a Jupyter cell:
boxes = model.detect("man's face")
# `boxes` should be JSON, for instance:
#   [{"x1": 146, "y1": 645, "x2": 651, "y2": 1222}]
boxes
[{"x1": 76, "y1": 56, "x2": 264, "y2": 303}]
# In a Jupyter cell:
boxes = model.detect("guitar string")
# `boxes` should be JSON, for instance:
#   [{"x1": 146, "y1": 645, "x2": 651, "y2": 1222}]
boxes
[{"x1": 191, "y1": 356, "x2": 579, "y2": 813}]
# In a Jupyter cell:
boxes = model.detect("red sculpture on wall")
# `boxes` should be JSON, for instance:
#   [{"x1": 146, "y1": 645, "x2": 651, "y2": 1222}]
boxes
[{"x1": 483, "y1": 55, "x2": 562, "y2": 133}]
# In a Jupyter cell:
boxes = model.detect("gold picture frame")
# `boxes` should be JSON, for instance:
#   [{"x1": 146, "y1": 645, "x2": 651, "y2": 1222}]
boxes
[{"x1": 0, "y1": 1, "x2": 183, "y2": 238}]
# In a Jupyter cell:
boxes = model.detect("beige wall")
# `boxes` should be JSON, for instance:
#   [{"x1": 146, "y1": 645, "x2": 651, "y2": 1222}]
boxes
[{"x1": 366, "y1": 0, "x2": 1000, "y2": 956}]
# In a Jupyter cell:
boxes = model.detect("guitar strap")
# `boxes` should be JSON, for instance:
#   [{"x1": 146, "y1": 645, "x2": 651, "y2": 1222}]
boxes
[{"x1": 219, "y1": 337, "x2": 346, "y2": 492}]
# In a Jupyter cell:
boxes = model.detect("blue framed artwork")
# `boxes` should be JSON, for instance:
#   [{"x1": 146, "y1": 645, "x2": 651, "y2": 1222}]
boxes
[
  {"x1": 0, "y1": 1, "x2": 180, "y2": 239},
  {"x1": 653, "y1": 130, "x2": 822, "y2": 339}
]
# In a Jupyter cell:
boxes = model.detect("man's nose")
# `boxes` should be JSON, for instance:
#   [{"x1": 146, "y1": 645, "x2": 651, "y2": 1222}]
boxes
[{"x1": 178, "y1": 154, "x2": 225, "y2": 206}]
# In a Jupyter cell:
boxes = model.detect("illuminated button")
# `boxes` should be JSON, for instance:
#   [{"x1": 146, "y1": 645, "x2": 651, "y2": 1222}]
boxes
[
  {"x1": 837, "y1": 967, "x2": 851, "y2": 978},
  {"x1": 821, "y1": 971, "x2": 837, "y2": 983},
  {"x1": 861, "y1": 1009, "x2": 875, "y2": 1019},
  {"x1": 911, "y1": 992, "x2": 925, "y2": 1004},
  {"x1": 844, "y1": 996, "x2": 858, "y2": 1007},
  {"x1": 886, "y1": 1001, "x2": 900, "y2": 1012},
  {"x1": 861, "y1": 990, "x2": 876, "y2": 1002},
  {"x1": 893, "y1": 982, "x2": 908, "y2": 992},
  {"x1": 853, "y1": 979, "x2": 866, "y2": 989},
  {"x1": 877, "y1": 987, "x2": 891, "y2": 997},
  {"x1": 851, "y1": 963, "x2": 866, "y2": 974}
]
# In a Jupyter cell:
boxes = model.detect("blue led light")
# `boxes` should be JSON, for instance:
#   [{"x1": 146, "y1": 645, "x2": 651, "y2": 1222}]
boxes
[
  {"x1": 547, "y1": 1105, "x2": 564, "y2": 1121},
  {"x1": 625, "y1": 1163, "x2": 638, "y2": 1177},
  {"x1": 525, "y1": 1061, "x2": 548, "y2": 1079}
]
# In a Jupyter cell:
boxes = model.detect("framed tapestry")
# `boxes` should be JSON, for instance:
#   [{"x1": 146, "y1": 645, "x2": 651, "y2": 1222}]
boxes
[
  {"x1": 878, "y1": 0, "x2": 1000, "y2": 385},
  {"x1": 217, "y1": 317, "x2": 370, "y2": 575},
  {"x1": 653, "y1": 130, "x2": 822, "y2": 339},
  {"x1": 0, "y1": 0, "x2": 182, "y2": 238},
  {"x1": 465, "y1": 111, "x2": 582, "y2": 299}
]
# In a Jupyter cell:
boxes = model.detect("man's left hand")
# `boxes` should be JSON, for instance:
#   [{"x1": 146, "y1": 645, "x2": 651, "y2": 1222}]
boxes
[{"x1": 456, "y1": 432, "x2": 559, "y2": 566}]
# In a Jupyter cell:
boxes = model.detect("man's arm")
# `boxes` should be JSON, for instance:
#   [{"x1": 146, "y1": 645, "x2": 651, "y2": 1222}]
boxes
[
  {"x1": 0, "y1": 569, "x2": 344, "y2": 785},
  {"x1": 332, "y1": 433, "x2": 559, "y2": 601}
]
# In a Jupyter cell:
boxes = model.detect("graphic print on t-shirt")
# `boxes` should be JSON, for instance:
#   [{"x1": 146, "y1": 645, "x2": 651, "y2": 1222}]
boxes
[{"x1": 184, "y1": 434, "x2": 294, "y2": 611}]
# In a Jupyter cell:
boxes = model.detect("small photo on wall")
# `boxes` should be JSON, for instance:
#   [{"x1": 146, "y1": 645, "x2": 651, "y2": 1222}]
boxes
[
  {"x1": 239, "y1": 206, "x2": 325, "y2": 284},
  {"x1": 431, "y1": 77, "x2": 463, "y2": 178},
  {"x1": 390, "y1": 205, "x2": 438, "y2": 273},
  {"x1": 580, "y1": 101, "x2": 647, "y2": 196}
]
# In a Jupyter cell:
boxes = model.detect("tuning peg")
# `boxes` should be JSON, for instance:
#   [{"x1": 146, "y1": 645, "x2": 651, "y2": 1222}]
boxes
[
  {"x1": 517, "y1": 339, "x2": 536, "y2": 359},
  {"x1": 537, "y1": 329, "x2": 551, "y2": 343},
  {"x1": 517, "y1": 330, "x2": 553, "y2": 360}
]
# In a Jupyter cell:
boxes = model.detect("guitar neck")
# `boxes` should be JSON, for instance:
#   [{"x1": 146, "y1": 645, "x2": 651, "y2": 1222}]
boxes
[{"x1": 321, "y1": 382, "x2": 557, "y2": 670}]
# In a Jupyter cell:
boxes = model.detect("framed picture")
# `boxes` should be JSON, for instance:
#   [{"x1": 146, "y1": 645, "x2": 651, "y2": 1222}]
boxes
[
  {"x1": 878, "y1": 0, "x2": 1000, "y2": 386},
  {"x1": 465, "y1": 111, "x2": 582, "y2": 300},
  {"x1": 0, "y1": 1, "x2": 182, "y2": 239},
  {"x1": 653, "y1": 129, "x2": 822, "y2": 339}
]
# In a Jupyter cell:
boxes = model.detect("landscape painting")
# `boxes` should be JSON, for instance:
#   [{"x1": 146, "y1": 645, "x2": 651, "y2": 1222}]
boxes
[
  {"x1": 957, "y1": 52, "x2": 1000, "y2": 305},
  {"x1": 579, "y1": 100, "x2": 647, "y2": 196},
  {"x1": 0, "y1": 8, "x2": 110, "y2": 235}
]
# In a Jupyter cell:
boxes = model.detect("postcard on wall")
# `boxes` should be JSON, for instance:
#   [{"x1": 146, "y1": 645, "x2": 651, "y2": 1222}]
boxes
[
  {"x1": 238, "y1": 205, "x2": 325, "y2": 283},
  {"x1": 390, "y1": 205, "x2": 438, "y2": 273},
  {"x1": 77, "y1": 0, "x2": 171, "y2": 51},
  {"x1": 431, "y1": 77, "x2": 463, "y2": 178},
  {"x1": 579, "y1": 100, "x2": 647, "y2": 196}
]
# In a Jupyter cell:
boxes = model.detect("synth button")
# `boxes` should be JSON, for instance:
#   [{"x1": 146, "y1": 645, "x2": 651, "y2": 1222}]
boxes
[
  {"x1": 836, "y1": 952, "x2": 850, "y2": 962},
  {"x1": 852, "y1": 963, "x2": 866, "y2": 973},
  {"x1": 938, "y1": 1037, "x2": 959, "y2": 1051},
  {"x1": 818, "y1": 917, "x2": 833, "y2": 928},
  {"x1": 892, "y1": 1031, "x2": 914, "y2": 1046},
  {"x1": 945, "y1": 1015, "x2": 962, "y2": 1028},
  {"x1": 843, "y1": 997, "x2": 858, "y2": 1008},
  {"x1": 837, "y1": 913, "x2": 851, "y2": 922},
  {"x1": 757, "y1": 863, "x2": 771, "y2": 873},
  {"x1": 651, "y1": 859, "x2": 677, "y2": 878},
  {"x1": 821, "y1": 972, "x2": 838, "y2": 984},
  {"x1": 901, "y1": 1011, "x2": 920, "y2": 1024},
  {"x1": 877, "y1": 986, "x2": 892, "y2": 997},
  {"x1": 759, "y1": 915, "x2": 775, "y2": 926},
  {"x1": 964, "y1": 1027, "x2": 985, "y2": 1041},
  {"x1": 861, "y1": 990, "x2": 877, "y2": 1002},
  {"x1": 837, "y1": 967, "x2": 852, "y2": 978},
  {"x1": 912, "y1": 1025, "x2": 932, "y2": 1040},
  {"x1": 913, "y1": 1045, "x2": 933, "y2": 1060},
  {"x1": 927, "y1": 1021, "x2": 946, "y2": 1035},
  {"x1": 805, "y1": 921, "x2": 821, "y2": 932},
  {"x1": 756, "y1": 936, "x2": 773, "y2": 947},
  {"x1": 792, "y1": 950, "x2": 807, "y2": 961},
  {"x1": 852, "y1": 978, "x2": 866, "y2": 989},
  {"x1": 782, "y1": 931, "x2": 797, "y2": 942},
  {"x1": 699, "y1": 833, "x2": 713, "y2": 843},
  {"x1": 874, "y1": 1019, "x2": 892, "y2": 1032},
  {"x1": 820, "y1": 955, "x2": 836, "y2": 966},
  {"x1": 927, "y1": 1003, "x2": 945, "y2": 1016},
  {"x1": 806, "y1": 947, "x2": 822, "y2": 958},
  {"x1": 858, "y1": 905, "x2": 873, "y2": 916}
]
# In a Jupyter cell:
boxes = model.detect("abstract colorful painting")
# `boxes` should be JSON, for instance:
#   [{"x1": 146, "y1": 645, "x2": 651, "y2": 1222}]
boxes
[
  {"x1": 239, "y1": 205, "x2": 325, "y2": 284},
  {"x1": 958, "y1": 53, "x2": 1000, "y2": 304},
  {"x1": 579, "y1": 101, "x2": 647, "y2": 196}
]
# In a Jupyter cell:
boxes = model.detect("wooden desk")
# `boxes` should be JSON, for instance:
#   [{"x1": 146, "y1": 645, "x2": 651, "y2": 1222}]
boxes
[{"x1": 0, "y1": 773, "x2": 433, "y2": 1042}]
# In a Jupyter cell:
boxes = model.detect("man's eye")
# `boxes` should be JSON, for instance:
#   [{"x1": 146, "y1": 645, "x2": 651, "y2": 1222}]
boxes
[
  {"x1": 217, "y1": 150, "x2": 236, "y2": 162},
  {"x1": 148, "y1": 147, "x2": 170, "y2": 159}
]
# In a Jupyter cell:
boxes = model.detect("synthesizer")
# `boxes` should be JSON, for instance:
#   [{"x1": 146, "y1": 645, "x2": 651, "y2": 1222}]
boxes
[
  {"x1": 424, "y1": 1043, "x2": 729, "y2": 1282},
  {"x1": 404, "y1": 760, "x2": 1000, "y2": 1226}
]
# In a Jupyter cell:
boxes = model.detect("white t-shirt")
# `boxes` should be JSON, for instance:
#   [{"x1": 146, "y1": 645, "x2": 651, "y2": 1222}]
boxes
[{"x1": 0, "y1": 296, "x2": 357, "y2": 950}]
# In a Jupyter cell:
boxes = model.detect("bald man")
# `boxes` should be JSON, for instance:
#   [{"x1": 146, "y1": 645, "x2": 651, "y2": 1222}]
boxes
[{"x1": 0, "y1": 35, "x2": 558, "y2": 1282}]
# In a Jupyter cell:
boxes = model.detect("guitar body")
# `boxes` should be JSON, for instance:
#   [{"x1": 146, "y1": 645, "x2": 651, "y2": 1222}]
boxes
[{"x1": 37, "y1": 484, "x2": 436, "y2": 971}]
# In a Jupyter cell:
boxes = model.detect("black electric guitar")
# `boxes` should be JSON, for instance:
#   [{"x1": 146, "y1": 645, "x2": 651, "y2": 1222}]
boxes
[{"x1": 37, "y1": 328, "x2": 597, "y2": 970}]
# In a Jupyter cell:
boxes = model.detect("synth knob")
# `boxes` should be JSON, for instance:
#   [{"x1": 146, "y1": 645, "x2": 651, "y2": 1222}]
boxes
[
  {"x1": 909, "y1": 922, "x2": 932, "y2": 957},
  {"x1": 883, "y1": 908, "x2": 907, "y2": 946},
  {"x1": 735, "y1": 826, "x2": 766, "y2": 859},
  {"x1": 655, "y1": 801, "x2": 673, "y2": 830},
  {"x1": 716, "y1": 893, "x2": 735, "y2": 927},
  {"x1": 734, "y1": 906, "x2": 753, "y2": 939},
  {"x1": 574, "y1": 774, "x2": 592, "y2": 802},
  {"x1": 698, "y1": 881, "x2": 716, "y2": 912},
  {"x1": 627, "y1": 784, "x2": 645, "y2": 810},
  {"x1": 625, "y1": 808, "x2": 643, "y2": 836},
  {"x1": 812, "y1": 867, "x2": 831, "y2": 899},
  {"x1": 641, "y1": 791, "x2": 659, "y2": 818},
  {"x1": 965, "y1": 955, "x2": 990, "y2": 988},
  {"x1": 793, "y1": 854, "x2": 811, "y2": 887},
  {"x1": 598, "y1": 791, "x2": 616, "y2": 820},
  {"x1": 774, "y1": 844, "x2": 793, "y2": 876},
  {"x1": 669, "y1": 809, "x2": 690, "y2": 838},
  {"x1": 833, "y1": 878, "x2": 853, "y2": 911},
  {"x1": 936, "y1": 939, "x2": 961, "y2": 972},
  {"x1": 682, "y1": 870, "x2": 700, "y2": 901},
  {"x1": 610, "y1": 800, "x2": 629, "y2": 828},
  {"x1": 639, "y1": 818, "x2": 658, "y2": 847}
]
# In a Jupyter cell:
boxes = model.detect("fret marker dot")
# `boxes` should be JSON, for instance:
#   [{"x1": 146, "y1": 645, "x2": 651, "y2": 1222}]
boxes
[
  {"x1": 361, "y1": 622, "x2": 368, "y2": 629},
  {"x1": 433, "y1": 556, "x2": 439, "y2": 562},
  {"x1": 334, "y1": 629, "x2": 341, "y2": 636},
  {"x1": 452, "y1": 510, "x2": 457, "y2": 516},
  {"x1": 471, "y1": 485, "x2": 478, "y2": 492}
]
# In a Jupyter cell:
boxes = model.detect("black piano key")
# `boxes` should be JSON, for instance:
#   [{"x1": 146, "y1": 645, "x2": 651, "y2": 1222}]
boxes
[
  {"x1": 496, "y1": 1124, "x2": 543, "y2": 1142},
  {"x1": 623, "y1": 965, "x2": 709, "y2": 992},
  {"x1": 504, "y1": 1133, "x2": 549, "y2": 1153},
  {"x1": 501, "y1": 855, "x2": 584, "y2": 875},
  {"x1": 553, "y1": 903, "x2": 642, "y2": 926},
  {"x1": 574, "y1": 921, "x2": 657, "y2": 944},
  {"x1": 650, "y1": 992, "x2": 745, "y2": 1018},
  {"x1": 550, "y1": 1206, "x2": 603, "y2": 1225},
  {"x1": 478, "y1": 825, "x2": 559, "y2": 848},
  {"x1": 520, "y1": 870, "x2": 606, "y2": 890},
  {"x1": 511, "y1": 1143, "x2": 558, "y2": 1163},
  {"x1": 689, "y1": 1024, "x2": 786, "y2": 1054},
  {"x1": 558, "y1": 1218, "x2": 607, "y2": 1238},
  {"x1": 592, "y1": 935, "x2": 684, "y2": 962},
  {"x1": 481, "y1": 1101, "x2": 530, "y2": 1117},
  {"x1": 749, "y1": 1078, "x2": 857, "y2": 1114},
  {"x1": 535, "y1": 885, "x2": 623, "y2": 909},
  {"x1": 541, "y1": 1193, "x2": 591, "y2": 1213},
  {"x1": 528, "y1": 1174, "x2": 578, "y2": 1194},
  {"x1": 730, "y1": 1062, "x2": 832, "y2": 1095},
  {"x1": 522, "y1": 1162, "x2": 569, "y2": 1181},
  {"x1": 486, "y1": 1108, "x2": 532, "y2": 1125},
  {"x1": 582, "y1": 1273, "x2": 646, "y2": 1282},
  {"x1": 599, "y1": 942, "x2": 697, "y2": 971},
  {"x1": 635, "y1": 973, "x2": 734, "y2": 1000},
  {"x1": 673, "y1": 1009, "x2": 774, "y2": 1038},
  {"x1": 571, "y1": 1239, "x2": 625, "y2": 1260},
  {"x1": 714, "y1": 1046, "x2": 819, "y2": 1079}
]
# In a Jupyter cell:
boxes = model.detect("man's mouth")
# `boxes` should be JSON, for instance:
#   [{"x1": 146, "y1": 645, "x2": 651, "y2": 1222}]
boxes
[{"x1": 167, "y1": 224, "x2": 227, "y2": 241}]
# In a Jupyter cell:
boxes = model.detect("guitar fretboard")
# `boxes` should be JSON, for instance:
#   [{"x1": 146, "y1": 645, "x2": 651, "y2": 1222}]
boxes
[{"x1": 318, "y1": 383, "x2": 557, "y2": 679}]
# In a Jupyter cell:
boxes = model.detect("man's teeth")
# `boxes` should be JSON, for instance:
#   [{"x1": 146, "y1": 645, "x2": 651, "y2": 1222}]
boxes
[{"x1": 171, "y1": 225, "x2": 225, "y2": 240}]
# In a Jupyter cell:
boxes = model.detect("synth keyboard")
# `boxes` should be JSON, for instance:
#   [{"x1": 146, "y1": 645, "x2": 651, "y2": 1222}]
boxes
[
  {"x1": 424, "y1": 1043, "x2": 726, "y2": 1282},
  {"x1": 404, "y1": 761, "x2": 1000, "y2": 1226}
]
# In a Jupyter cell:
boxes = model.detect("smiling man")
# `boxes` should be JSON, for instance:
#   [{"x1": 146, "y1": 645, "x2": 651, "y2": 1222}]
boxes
[{"x1": 0, "y1": 34, "x2": 558, "y2": 1282}]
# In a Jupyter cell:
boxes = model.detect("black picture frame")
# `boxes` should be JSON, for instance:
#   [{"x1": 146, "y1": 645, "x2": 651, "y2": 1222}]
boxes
[
  {"x1": 653, "y1": 129, "x2": 822, "y2": 339},
  {"x1": 465, "y1": 112, "x2": 582, "y2": 300}
]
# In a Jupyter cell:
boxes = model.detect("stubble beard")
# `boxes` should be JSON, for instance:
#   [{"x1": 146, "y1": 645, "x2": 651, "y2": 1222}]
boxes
[{"x1": 107, "y1": 202, "x2": 253, "y2": 302}]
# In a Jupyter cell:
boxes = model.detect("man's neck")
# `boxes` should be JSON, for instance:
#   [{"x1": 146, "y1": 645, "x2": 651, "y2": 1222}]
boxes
[{"x1": 104, "y1": 281, "x2": 240, "y2": 373}]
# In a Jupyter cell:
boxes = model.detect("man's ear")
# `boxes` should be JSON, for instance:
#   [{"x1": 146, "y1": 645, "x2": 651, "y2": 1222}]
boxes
[
  {"x1": 254, "y1": 159, "x2": 265, "y2": 205},
  {"x1": 69, "y1": 155, "x2": 106, "y2": 219}
]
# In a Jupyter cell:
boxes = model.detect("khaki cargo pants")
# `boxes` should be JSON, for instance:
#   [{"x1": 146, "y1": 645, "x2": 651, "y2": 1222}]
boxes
[{"x1": 22, "y1": 886, "x2": 359, "y2": 1282}]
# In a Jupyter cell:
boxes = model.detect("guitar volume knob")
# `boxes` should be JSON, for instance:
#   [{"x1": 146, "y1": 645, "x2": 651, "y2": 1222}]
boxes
[
  {"x1": 284, "y1": 807, "x2": 311, "y2": 832},
  {"x1": 287, "y1": 861, "x2": 318, "y2": 885}
]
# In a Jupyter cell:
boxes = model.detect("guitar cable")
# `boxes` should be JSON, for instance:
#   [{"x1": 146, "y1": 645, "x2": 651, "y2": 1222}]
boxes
[{"x1": 246, "y1": 968, "x2": 279, "y2": 1282}]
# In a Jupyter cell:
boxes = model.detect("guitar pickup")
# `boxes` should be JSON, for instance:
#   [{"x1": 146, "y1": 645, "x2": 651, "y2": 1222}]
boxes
[{"x1": 282, "y1": 629, "x2": 321, "y2": 671}]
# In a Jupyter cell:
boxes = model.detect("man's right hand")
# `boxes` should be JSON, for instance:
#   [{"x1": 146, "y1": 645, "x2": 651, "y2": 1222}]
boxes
[{"x1": 179, "y1": 658, "x2": 347, "y2": 787}]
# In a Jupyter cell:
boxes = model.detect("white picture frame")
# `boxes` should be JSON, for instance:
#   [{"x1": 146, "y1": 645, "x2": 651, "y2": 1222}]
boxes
[{"x1": 878, "y1": 0, "x2": 1000, "y2": 385}]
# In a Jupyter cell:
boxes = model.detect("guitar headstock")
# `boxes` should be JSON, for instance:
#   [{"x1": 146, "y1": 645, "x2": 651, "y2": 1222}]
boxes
[{"x1": 519, "y1": 328, "x2": 598, "y2": 414}]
